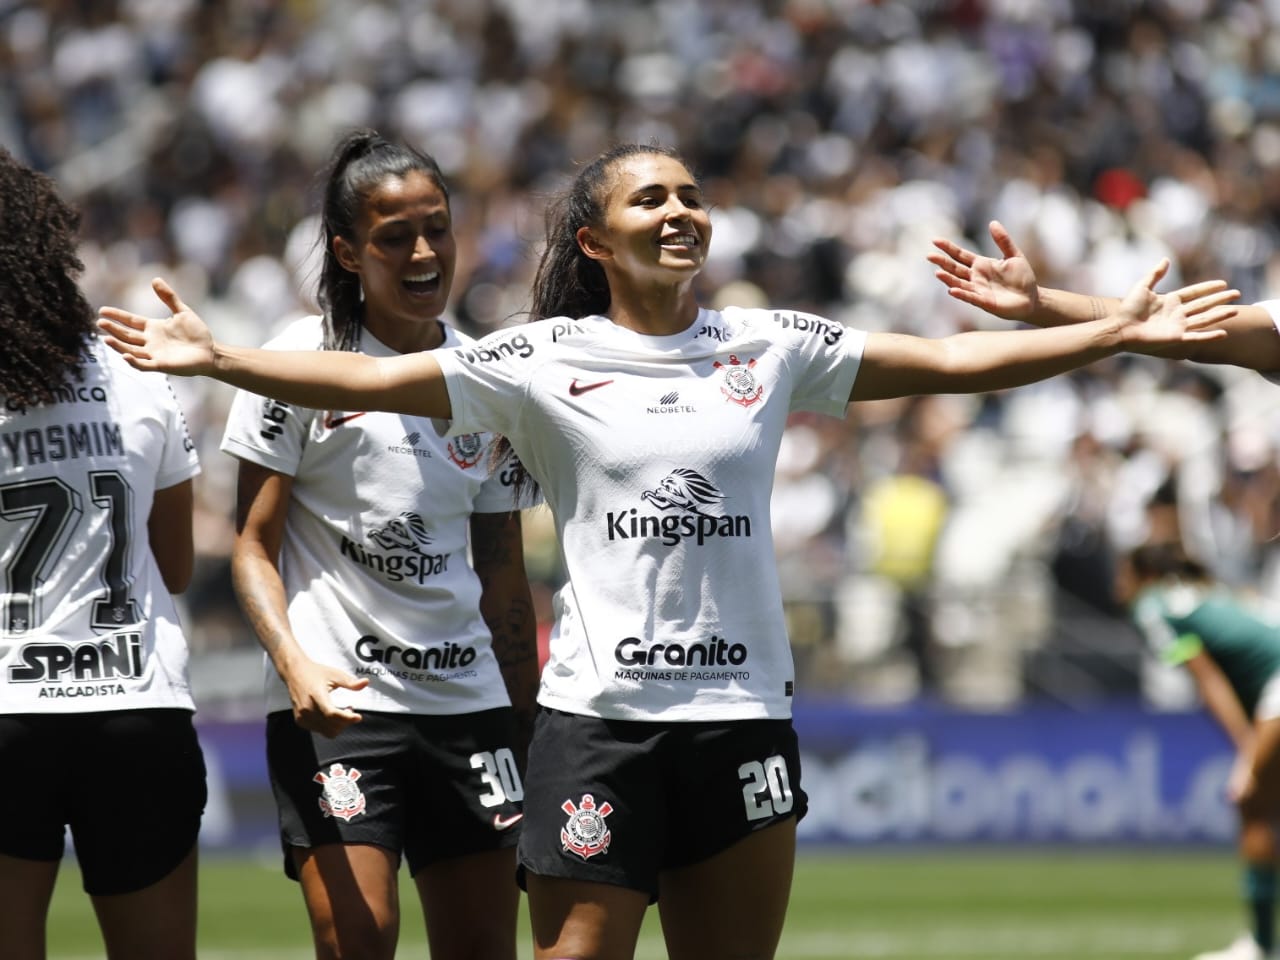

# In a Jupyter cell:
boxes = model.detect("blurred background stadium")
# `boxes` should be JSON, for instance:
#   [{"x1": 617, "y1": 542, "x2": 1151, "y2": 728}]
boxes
[{"x1": 13, "y1": 0, "x2": 1280, "y2": 956}]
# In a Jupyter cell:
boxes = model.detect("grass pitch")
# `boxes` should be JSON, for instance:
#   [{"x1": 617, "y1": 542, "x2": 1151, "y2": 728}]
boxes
[{"x1": 47, "y1": 847, "x2": 1242, "y2": 959}]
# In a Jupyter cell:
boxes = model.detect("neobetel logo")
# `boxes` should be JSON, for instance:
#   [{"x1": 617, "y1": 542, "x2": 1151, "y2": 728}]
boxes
[
  {"x1": 771, "y1": 311, "x2": 844, "y2": 346},
  {"x1": 387, "y1": 432, "x2": 433, "y2": 459},
  {"x1": 340, "y1": 512, "x2": 450, "y2": 583},
  {"x1": 9, "y1": 633, "x2": 143, "y2": 682},
  {"x1": 605, "y1": 469, "x2": 751, "y2": 546},
  {"x1": 460, "y1": 333, "x2": 534, "y2": 364},
  {"x1": 355, "y1": 634, "x2": 476, "y2": 671},
  {"x1": 646, "y1": 391, "x2": 696, "y2": 415}
]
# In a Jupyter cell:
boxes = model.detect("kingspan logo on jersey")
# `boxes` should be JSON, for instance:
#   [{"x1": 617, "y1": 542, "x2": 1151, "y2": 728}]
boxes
[
  {"x1": 605, "y1": 468, "x2": 751, "y2": 546},
  {"x1": 9, "y1": 633, "x2": 142, "y2": 698},
  {"x1": 339, "y1": 511, "x2": 451, "y2": 583}
]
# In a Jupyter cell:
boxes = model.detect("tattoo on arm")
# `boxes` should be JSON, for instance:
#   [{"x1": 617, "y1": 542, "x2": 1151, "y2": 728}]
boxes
[{"x1": 1089, "y1": 297, "x2": 1106, "y2": 322}]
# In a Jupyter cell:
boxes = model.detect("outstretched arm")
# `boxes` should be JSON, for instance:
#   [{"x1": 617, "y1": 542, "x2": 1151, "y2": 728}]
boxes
[
  {"x1": 929, "y1": 221, "x2": 1279, "y2": 369},
  {"x1": 98, "y1": 278, "x2": 453, "y2": 417},
  {"x1": 852, "y1": 259, "x2": 1236, "y2": 401}
]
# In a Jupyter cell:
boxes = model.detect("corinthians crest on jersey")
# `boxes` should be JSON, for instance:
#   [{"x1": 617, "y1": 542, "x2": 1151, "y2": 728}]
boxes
[
  {"x1": 314, "y1": 762, "x2": 366, "y2": 821},
  {"x1": 447, "y1": 431, "x2": 484, "y2": 468},
  {"x1": 560, "y1": 793, "x2": 613, "y2": 860},
  {"x1": 713, "y1": 353, "x2": 763, "y2": 407}
]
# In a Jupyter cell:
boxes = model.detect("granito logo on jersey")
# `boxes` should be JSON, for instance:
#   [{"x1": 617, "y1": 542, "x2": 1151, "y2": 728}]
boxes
[
  {"x1": 9, "y1": 633, "x2": 143, "y2": 683},
  {"x1": 341, "y1": 512, "x2": 451, "y2": 583},
  {"x1": 646, "y1": 391, "x2": 696, "y2": 414},
  {"x1": 714, "y1": 354, "x2": 763, "y2": 407},
  {"x1": 459, "y1": 332, "x2": 534, "y2": 364},
  {"x1": 605, "y1": 469, "x2": 751, "y2": 546},
  {"x1": 356, "y1": 634, "x2": 477, "y2": 672},
  {"x1": 314, "y1": 763, "x2": 366, "y2": 821},
  {"x1": 387, "y1": 432, "x2": 432, "y2": 459},
  {"x1": 771, "y1": 310, "x2": 844, "y2": 345},
  {"x1": 561, "y1": 793, "x2": 613, "y2": 861},
  {"x1": 447, "y1": 432, "x2": 484, "y2": 468}
]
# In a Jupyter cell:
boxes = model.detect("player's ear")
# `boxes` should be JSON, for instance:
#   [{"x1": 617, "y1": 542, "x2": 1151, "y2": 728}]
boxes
[
  {"x1": 333, "y1": 236, "x2": 360, "y2": 274},
  {"x1": 576, "y1": 226, "x2": 611, "y2": 262}
]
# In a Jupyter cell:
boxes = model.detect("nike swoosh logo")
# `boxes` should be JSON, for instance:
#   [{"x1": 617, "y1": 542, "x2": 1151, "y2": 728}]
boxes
[
  {"x1": 569, "y1": 378, "x2": 614, "y2": 396},
  {"x1": 492, "y1": 812, "x2": 523, "y2": 831},
  {"x1": 323, "y1": 411, "x2": 368, "y2": 429}
]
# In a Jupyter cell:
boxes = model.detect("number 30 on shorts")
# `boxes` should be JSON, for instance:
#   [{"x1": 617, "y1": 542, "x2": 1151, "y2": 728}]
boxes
[
  {"x1": 470, "y1": 748, "x2": 524, "y2": 807},
  {"x1": 738, "y1": 755, "x2": 794, "y2": 821}
]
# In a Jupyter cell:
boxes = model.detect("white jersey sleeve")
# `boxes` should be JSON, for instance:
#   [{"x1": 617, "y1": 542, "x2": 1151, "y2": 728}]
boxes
[
  {"x1": 219, "y1": 317, "x2": 522, "y2": 717},
  {"x1": 435, "y1": 307, "x2": 864, "y2": 722},
  {"x1": 1, "y1": 341, "x2": 200, "y2": 714}
]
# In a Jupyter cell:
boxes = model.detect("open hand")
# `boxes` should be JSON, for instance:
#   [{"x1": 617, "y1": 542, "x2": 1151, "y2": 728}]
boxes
[
  {"x1": 1115, "y1": 260, "x2": 1238, "y2": 350},
  {"x1": 929, "y1": 221, "x2": 1038, "y2": 321},
  {"x1": 96, "y1": 278, "x2": 217, "y2": 375}
]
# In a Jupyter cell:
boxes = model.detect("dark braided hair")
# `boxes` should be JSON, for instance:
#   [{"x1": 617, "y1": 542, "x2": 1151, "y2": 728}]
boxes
[
  {"x1": 0, "y1": 148, "x2": 95, "y2": 412},
  {"x1": 316, "y1": 130, "x2": 450, "y2": 351}
]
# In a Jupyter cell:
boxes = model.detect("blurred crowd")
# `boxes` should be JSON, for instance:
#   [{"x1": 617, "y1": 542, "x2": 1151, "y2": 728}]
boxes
[{"x1": 9, "y1": 0, "x2": 1280, "y2": 711}]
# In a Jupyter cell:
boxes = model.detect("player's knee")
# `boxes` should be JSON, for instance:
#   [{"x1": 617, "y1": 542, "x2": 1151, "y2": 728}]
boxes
[{"x1": 312, "y1": 915, "x2": 398, "y2": 960}]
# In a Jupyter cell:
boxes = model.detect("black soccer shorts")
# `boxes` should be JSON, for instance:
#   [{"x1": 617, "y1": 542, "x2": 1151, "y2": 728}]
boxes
[
  {"x1": 267, "y1": 707, "x2": 524, "y2": 879},
  {"x1": 0, "y1": 709, "x2": 207, "y2": 895},
  {"x1": 516, "y1": 708, "x2": 807, "y2": 900}
]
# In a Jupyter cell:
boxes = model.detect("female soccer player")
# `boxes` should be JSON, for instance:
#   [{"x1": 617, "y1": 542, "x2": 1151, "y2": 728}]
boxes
[
  {"x1": 218, "y1": 131, "x2": 537, "y2": 960},
  {"x1": 1120, "y1": 543, "x2": 1280, "y2": 960},
  {"x1": 0, "y1": 149, "x2": 205, "y2": 960},
  {"x1": 98, "y1": 143, "x2": 1238, "y2": 960}
]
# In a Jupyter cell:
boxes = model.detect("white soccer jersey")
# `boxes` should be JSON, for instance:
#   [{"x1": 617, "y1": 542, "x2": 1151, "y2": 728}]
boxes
[
  {"x1": 0, "y1": 340, "x2": 200, "y2": 714},
  {"x1": 220, "y1": 317, "x2": 523, "y2": 716},
  {"x1": 436, "y1": 306, "x2": 867, "y2": 721}
]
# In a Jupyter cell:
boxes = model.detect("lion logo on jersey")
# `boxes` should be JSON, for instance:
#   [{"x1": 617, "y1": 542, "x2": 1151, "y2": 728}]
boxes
[
  {"x1": 368, "y1": 512, "x2": 433, "y2": 552},
  {"x1": 640, "y1": 469, "x2": 726, "y2": 517},
  {"x1": 713, "y1": 354, "x2": 763, "y2": 407},
  {"x1": 561, "y1": 793, "x2": 613, "y2": 860},
  {"x1": 314, "y1": 763, "x2": 366, "y2": 821},
  {"x1": 448, "y1": 432, "x2": 484, "y2": 469}
]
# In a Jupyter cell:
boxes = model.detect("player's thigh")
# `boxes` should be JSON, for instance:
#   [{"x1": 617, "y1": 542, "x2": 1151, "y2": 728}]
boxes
[
  {"x1": 1246, "y1": 715, "x2": 1280, "y2": 816},
  {"x1": 657, "y1": 817, "x2": 796, "y2": 960},
  {"x1": 68, "y1": 709, "x2": 206, "y2": 897},
  {"x1": 0, "y1": 852, "x2": 60, "y2": 960},
  {"x1": 414, "y1": 846, "x2": 520, "y2": 960},
  {"x1": 526, "y1": 873, "x2": 650, "y2": 960},
  {"x1": 294, "y1": 842, "x2": 401, "y2": 960},
  {"x1": 90, "y1": 846, "x2": 198, "y2": 960}
]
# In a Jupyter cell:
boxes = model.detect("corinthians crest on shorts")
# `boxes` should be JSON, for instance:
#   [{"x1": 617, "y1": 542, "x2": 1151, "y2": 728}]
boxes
[
  {"x1": 560, "y1": 793, "x2": 613, "y2": 860},
  {"x1": 713, "y1": 354, "x2": 763, "y2": 407},
  {"x1": 314, "y1": 762, "x2": 367, "y2": 821}
]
